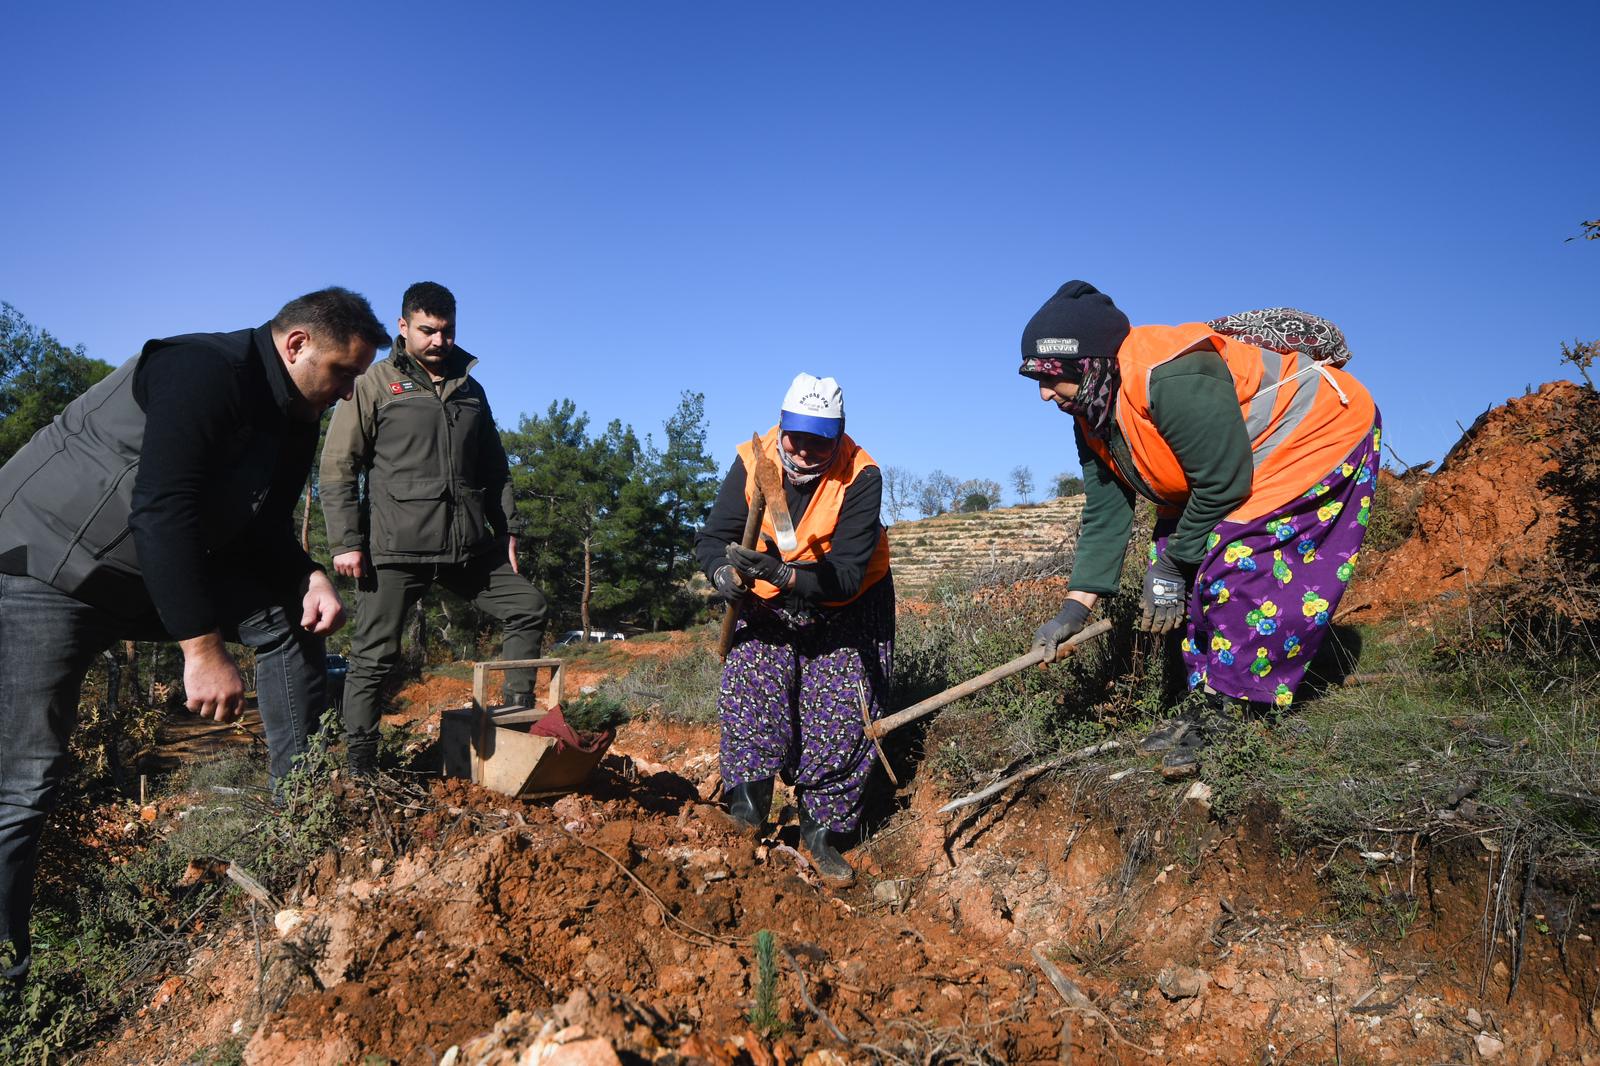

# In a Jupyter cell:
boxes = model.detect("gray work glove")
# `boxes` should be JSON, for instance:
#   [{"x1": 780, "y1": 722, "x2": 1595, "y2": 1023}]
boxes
[
  {"x1": 711, "y1": 564, "x2": 746, "y2": 602},
  {"x1": 726, "y1": 543, "x2": 795, "y2": 590},
  {"x1": 1032, "y1": 599, "x2": 1092, "y2": 655},
  {"x1": 1139, "y1": 553, "x2": 1196, "y2": 634}
]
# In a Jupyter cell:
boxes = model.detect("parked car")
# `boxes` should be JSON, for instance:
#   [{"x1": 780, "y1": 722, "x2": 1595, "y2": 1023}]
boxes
[{"x1": 554, "y1": 629, "x2": 626, "y2": 646}]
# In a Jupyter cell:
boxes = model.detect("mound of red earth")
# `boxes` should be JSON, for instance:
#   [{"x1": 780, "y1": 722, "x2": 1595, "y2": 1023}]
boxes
[
  {"x1": 1347, "y1": 380, "x2": 1597, "y2": 622},
  {"x1": 83, "y1": 715, "x2": 1599, "y2": 1066}
]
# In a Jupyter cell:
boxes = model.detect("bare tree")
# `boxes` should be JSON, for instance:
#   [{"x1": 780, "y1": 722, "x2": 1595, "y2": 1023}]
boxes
[
  {"x1": 925, "y1": 470, "x2": 959, "y2": 514},
  {"x1": 881, "y1": 465, "x2": 922, "y2": 524},
  {"x1": 1009, "y1": 465, "x2": 1035, "y2": 505}
]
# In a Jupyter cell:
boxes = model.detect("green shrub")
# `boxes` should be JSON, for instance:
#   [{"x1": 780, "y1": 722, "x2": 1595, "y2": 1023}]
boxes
[
  {"x1": 602, "y1": 637, "x2": 724, "y2": 725},
  {"x1": 2, "y1": 716, "x2": 355, "y2": 1063}
]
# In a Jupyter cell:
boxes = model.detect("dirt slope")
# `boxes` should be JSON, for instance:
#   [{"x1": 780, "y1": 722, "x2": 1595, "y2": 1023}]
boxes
[
  {"x1": 87, "y1": 713, "x2": 1598, "y2": 1066},
  {"x1": 1348, "y1": 380, "x2": 1593, "y2": 621}
]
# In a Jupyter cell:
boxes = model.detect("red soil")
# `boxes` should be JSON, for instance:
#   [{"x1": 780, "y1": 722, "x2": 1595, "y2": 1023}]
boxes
[
  {"x1": 84, "y1": 711, "x2": 1599, "y2": 1066},
  {"x1": 1348, "y1": 380, "x2": 1591, "y2": 622}
]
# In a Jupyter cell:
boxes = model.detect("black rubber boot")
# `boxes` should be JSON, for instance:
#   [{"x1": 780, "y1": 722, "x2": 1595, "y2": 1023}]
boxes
[
  {"x1": 1139, "y1": 718, "x2": 1200, "y2": 754},
  {"x1": 800, "y1": 816, "x2": 856, "y2": 886},
  {"x1": 1160, "y1": 730, "x2": 1205, "y2": 779},
  {"x1": 723, "y1": 779, "x2": 774, "y2": 836},
  {"x1": 1142, "y1": 688, "x2": 1247, "y2": 754}
]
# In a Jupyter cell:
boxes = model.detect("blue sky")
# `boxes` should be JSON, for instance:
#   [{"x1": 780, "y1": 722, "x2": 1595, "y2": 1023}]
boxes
[{"x1": 4, "y1": 1, "x2": 1595, "y2": 505}]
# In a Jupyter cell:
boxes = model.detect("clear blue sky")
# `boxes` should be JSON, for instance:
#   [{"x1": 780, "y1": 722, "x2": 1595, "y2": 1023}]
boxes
[{"x1": 4, "y1": 1, "x2": 1595, "y2": 503}]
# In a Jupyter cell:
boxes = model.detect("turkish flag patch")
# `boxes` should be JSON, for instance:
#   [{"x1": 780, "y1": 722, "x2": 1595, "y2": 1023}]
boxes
[{"x1": 390, "y1": 382, "x2": 406, "y2": 394}]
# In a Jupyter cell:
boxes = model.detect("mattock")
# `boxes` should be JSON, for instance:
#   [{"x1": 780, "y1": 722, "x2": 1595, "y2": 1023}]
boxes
[
  {"x1": 857, "y1": 677, "x2": 899, "y2": 787},
  {"x1": 865, "y1": 619, "x2": 1114, "y2": 742}
]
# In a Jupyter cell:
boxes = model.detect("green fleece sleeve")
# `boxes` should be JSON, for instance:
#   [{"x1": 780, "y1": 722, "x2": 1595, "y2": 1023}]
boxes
[
  {"x1": 318, "y1": 379, "x2": 377, "y2": 557},
  {"x1": 1067, "y1": 421, "x2": 1136, "y2": 595},
  {"x1": 1147, "y1": 350, "x2": 1254, "y2": 566}
]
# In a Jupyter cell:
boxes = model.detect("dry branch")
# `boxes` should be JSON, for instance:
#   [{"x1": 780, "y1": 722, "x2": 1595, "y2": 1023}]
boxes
[
  {"x1": 1030, "y1": 947, "x2": 1154, "y2": 1056},
  {"x1": 938, "y1": 741, "x2": 1124, "y2": 815}
]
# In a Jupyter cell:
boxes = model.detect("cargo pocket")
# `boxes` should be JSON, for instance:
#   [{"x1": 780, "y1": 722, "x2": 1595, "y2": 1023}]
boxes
[
  {"x1": 376, "y1": 480, "x2": 450, "y2": 553},
  {"x1": 458, "y1": 486, "x2": 490, "y2": 548}
]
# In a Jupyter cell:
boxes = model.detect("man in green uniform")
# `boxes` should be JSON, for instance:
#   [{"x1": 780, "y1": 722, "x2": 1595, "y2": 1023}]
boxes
[{"x1": 320, "y1": 281, "x2": 548, "y2": 773}]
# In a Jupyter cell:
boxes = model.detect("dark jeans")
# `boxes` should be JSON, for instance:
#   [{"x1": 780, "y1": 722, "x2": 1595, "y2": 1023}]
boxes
[
  {"x1": 0, "y1": 572, "x2": 325, "y2": 979},
  {"x1": 341, "y1": 555, "x2": 548, "y2": 762}
]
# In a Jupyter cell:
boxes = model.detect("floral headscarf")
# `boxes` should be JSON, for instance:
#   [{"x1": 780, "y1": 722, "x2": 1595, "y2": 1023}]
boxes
[{"x1": 1019, "y1": 354, "x2": 1120, "y2": 439}]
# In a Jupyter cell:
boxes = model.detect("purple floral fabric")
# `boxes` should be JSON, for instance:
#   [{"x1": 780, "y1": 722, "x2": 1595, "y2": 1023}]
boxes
[
  {"x1": 1155, "y1": 418, "x2": 1381, "y2": 707},
  {"x1": 718, "y1": 578, "x2": 895, "y2": 832}
]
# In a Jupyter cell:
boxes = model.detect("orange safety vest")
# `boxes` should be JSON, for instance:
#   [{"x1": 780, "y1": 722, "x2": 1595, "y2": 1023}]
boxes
[
  {"x1": 734, "y1": 427, "x2": 892, "y2": 607},
  {"x1": 1081, "y1": 323, "x2": 1376, "y2": 524}
]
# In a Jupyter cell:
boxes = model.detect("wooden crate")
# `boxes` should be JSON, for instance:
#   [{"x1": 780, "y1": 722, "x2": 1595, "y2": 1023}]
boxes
[{"x1": 440, "y1": 658, "x2": 604, "y2": 798}]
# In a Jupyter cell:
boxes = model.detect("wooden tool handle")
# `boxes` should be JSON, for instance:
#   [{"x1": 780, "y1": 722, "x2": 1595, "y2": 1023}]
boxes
[
  {"x1": 716, "y1": 485, "x2": 765, "y2": 660},
  {"x1": 865, "y1": 618, "x2": 1113, "y2": 739}
]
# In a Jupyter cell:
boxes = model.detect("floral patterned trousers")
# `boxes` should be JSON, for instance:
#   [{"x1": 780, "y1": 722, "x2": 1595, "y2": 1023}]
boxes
[{"x1": 717, "y1": 576, "x2": 895, "y2": 832}]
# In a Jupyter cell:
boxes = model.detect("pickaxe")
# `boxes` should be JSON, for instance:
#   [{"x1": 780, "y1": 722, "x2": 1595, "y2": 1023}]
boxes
[{"x1": 716, "y1": 434, "x2": 798, "y2": 660}]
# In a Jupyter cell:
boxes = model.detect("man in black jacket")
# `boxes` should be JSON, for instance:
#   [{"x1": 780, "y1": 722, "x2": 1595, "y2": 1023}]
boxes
[{"x1": 0, "y1": 287, "x2": 389, "y2": 986}]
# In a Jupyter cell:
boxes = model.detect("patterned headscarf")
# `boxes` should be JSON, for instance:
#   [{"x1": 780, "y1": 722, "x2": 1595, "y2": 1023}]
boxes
[
  {"x1": 1206, "y1": 307, "x2": 1352, "y2": 367},
  {"x1": 1019, "y1": 354, "x2": 1120, "y2": 439}
]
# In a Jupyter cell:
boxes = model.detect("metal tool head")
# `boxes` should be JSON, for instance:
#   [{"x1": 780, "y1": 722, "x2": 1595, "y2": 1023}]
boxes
[{"x1": 752, "y1": 441, "x2": 798, "y2": 552}]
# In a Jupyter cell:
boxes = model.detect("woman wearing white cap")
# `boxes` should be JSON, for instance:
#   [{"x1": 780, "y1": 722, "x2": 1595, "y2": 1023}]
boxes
[{"x1": 692, "y1": 373, "x2": 894, "y2": 885}]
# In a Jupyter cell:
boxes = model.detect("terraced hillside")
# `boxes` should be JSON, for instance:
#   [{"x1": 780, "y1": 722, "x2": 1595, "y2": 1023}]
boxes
[{"x1": 887, "y1": 493, "x2": 1085, "y2": 594}]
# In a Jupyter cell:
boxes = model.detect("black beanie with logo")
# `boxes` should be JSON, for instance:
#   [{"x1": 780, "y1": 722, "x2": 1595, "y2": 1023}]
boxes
[{"x1": 1018, "y1": 280, "x2": 1131, "y2": 380}]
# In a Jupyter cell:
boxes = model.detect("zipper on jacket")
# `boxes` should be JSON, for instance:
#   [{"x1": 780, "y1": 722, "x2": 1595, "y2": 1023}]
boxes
[{"x1": 425, "y1": 364, "x2": 462, "y2": 555}]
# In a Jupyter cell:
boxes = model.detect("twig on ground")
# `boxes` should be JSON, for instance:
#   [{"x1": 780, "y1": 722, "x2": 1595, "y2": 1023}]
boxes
[
  {"x1": 227, "y1": 863, "x2": 278, "y2": 908},
  {"x1": 1030, "y1": 946, "x2": 1154, "y2": 1056},
  {"x1": 370, "y1": 785, "x2": 401, "y2": 857},
  {"x1": 781, "y1": 945, "x2": 851, "y2": 1045},
  {"x1": 1509, "y1": 838, "x2": 1540, "y2": 1002},
  {"x1": 249, "y1": 901, "x2": 264, "y2": 1017},
  {"x1": 939, "y1": 741, "x2": 1123, "y2": 815},
  {"x1": 550, "y1": 823, "x2": 739, "y2": 946}
]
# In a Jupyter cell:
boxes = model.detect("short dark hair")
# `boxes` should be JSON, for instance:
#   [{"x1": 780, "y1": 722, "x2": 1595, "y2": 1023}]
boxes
[
  {"x1": 271, "y1": 287, "x2": 392, "y2": 350},
  {"x1": 401, "y1": 281, "x2": 456, "y2": 322}
]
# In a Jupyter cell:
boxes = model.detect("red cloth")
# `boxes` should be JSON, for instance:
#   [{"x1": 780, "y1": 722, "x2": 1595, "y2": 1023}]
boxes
[{"x1": 528, "y1": 705, "x2": 614, "y2": 756}]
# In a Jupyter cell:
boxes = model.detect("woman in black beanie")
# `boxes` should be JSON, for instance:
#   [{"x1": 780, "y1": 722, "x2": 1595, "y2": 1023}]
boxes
[{"x1": 1019, "y1": 282, "x2": 1380, "y2": 775}]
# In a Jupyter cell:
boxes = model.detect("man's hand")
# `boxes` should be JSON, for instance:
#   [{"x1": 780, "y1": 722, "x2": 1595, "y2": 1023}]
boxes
[
  {"x1": 507, "y1": 534, "x2": 520, "y2": 575},
  {"x1": 332, "y1": 549, "x2": 369, "y2": 579},
  {"x1": 1139, "y1": 553, "x2": 1195, "y2": 634},
  {"x1": 727, "y1": 543, "x2": 794, "y2": 590},
  {"x1": 300, "y1": 569, "x2": 346, "y2": 635},
  {"x1": 178, "y1": 632, "x2": 246, "y2": 722}
]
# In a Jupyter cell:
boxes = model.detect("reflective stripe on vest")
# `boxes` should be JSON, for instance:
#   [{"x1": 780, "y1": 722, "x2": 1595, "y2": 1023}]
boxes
[
  {"x1": 733, "y1": 426, "x2": 892, "y2": 607},
  {"x1": 1084, "y1": 324, "x2": 1375, "y2": 523}
]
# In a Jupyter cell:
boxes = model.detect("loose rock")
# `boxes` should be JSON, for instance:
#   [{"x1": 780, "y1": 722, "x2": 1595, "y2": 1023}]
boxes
[{"x1": 1157, "y1": 965, "x2": 1208, "y2": 1000}]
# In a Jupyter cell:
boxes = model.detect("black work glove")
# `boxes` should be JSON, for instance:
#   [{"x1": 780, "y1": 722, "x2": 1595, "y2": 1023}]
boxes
[
  {"x1": 711, "y1": 564, "x2": 746, "y2": 602},
  {"x1": 726, "y1": 543, "x2": 794, "y2": 590},
  {"x1": 1032, "y1": 599, "x2": 1092, "y2": 656},
  {"x1": 1139, "y1": 553, "x2": 1196, "y2": 634}
]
